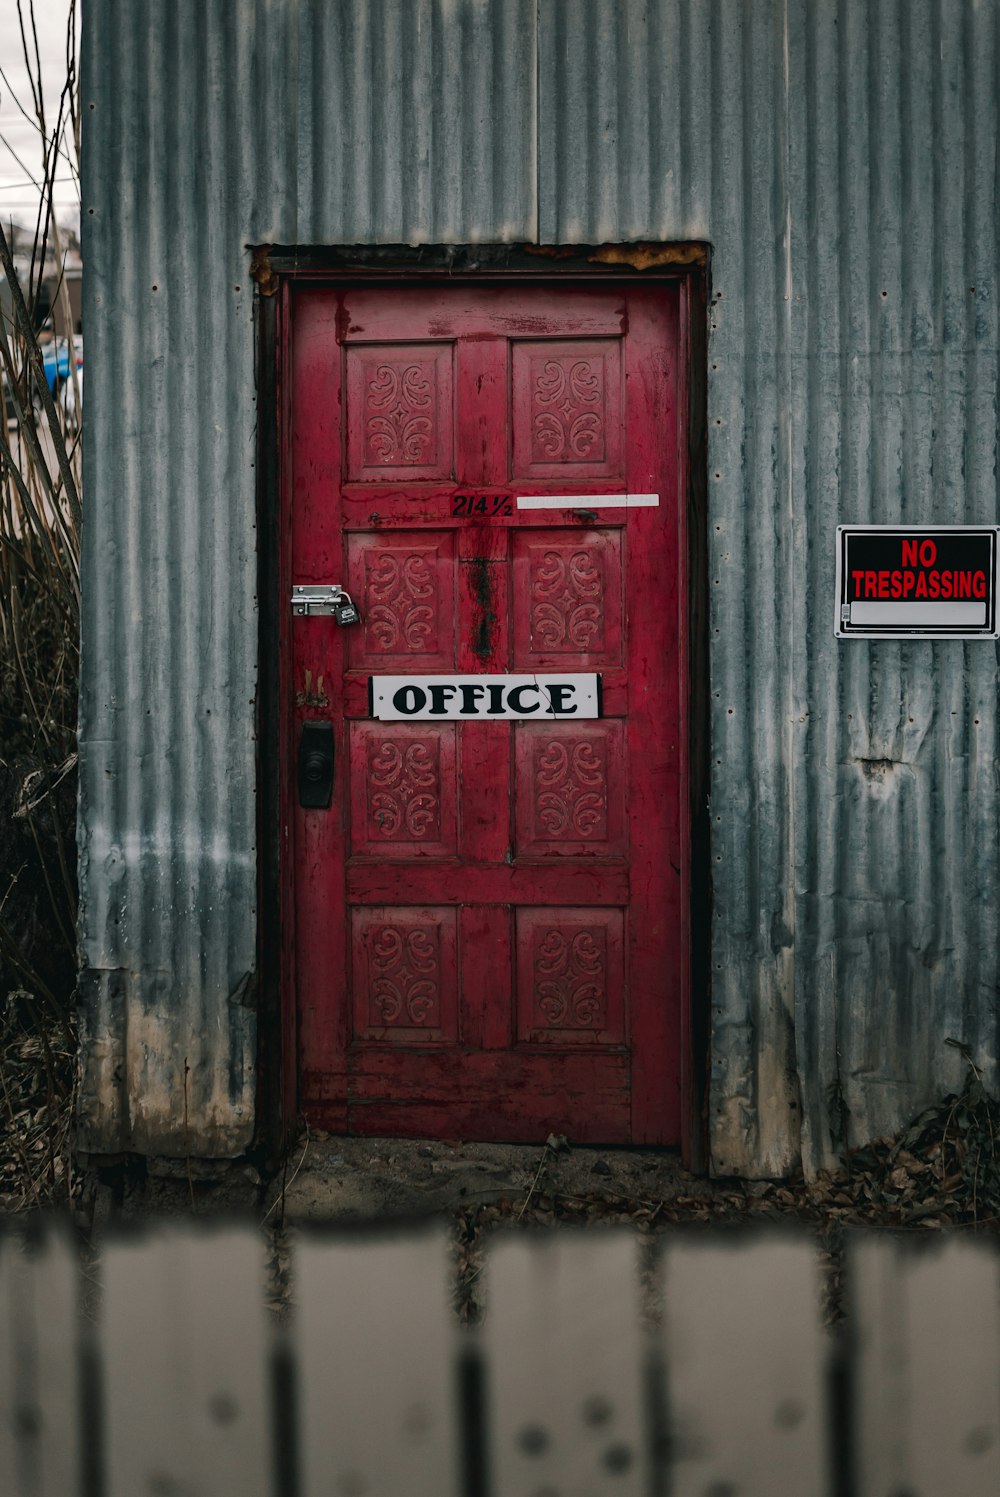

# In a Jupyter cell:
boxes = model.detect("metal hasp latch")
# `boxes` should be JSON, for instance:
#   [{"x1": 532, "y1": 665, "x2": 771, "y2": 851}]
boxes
[{"x1": 291, "y1": 584, "x2": 361, "y2": 625}]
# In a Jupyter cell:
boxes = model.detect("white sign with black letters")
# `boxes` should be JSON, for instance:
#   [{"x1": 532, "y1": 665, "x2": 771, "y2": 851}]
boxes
[{"x1": 369, "y1": 674, "x2": 602, "y2": 721}]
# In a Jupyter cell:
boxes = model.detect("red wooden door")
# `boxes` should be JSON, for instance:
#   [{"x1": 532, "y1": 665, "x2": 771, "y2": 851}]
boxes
[{"x1": 289, "y1": 280, "x2": 687, "y2": 1144}]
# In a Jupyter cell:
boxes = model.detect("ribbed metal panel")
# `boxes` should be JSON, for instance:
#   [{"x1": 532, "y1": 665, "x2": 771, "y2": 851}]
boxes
[
  {"x1": 296, "y1": 0, "x2": 537, "y2": 243},
  {"x1": 538, "y1": 0, "x2": 1000, "y2": 1175},
  {"x1": 79, "y1": 1, "x2": 261, "y2": 1154},
  {"x1": 80, "y1": 0, "x2": 1000, "y2": 1173},
  {"x1": 786, "y1": 0, "x2": 1000, "y2": 1174},
  {"x1": 78, "y1": 0, "x2": 537, "y2": 1157}
]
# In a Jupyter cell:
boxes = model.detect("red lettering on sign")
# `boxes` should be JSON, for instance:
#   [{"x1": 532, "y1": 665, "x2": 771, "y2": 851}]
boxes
[
  {"x1": 878, "y1": 570, "x2": 890, "y2": 599},
  {"x1": 865, "y1": 571, "x2": 878, "y2": 598},
  {"x1": 901, "y1": 539, "x2": 920, "y2": 566},
  {"x1": 851, "y1": 569, "x2": 865, "y2": 597},
  {"x1": 974, "y1": 570, "x2": 987, "y2": 599},
  {"x1": 919, "y1": 539, "x2": 937, "y2": 567},
  {"x1": 916, "y1": 573, "x2": 928, "y2": 597},
  {"x1": 941, "y1": 571, "x2": 953, "y2": 599},
  {"x1": 902, "y1": 569, "x2": 915, "y2": 596},
  {"x1": 891, "y1": 572, "x2": 903, "y2": 599}
]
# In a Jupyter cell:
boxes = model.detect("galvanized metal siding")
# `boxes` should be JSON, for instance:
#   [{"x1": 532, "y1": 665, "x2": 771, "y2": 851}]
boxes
[
  {"x1": 80, "y1": 0, "x2": 1000, "y2": 1173},
  {"x1": 78, "y1": 0, "x2": 537, "y2": 1157},
  {"x1": 786, "y1": 0, "x2": 1000, "y2": 1173},
  {"x1": 296, "y1": 0, "x2": 537, "y2": 243},
  {"x1": 537, "y1": 0, "x2": 1000, "y2": 1175},
  {"x1": 539, "y1": 0, "x2": 803, "y2": 1175},
  {"x1": 79, "y1": 0, "x2": 263, "y2": 1154}
]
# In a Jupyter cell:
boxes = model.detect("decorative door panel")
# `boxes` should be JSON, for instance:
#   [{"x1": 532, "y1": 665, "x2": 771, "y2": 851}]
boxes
[
  {"x1": 345, "y1": 343, "x2": 454, "y2": 482},
  {"x1": 515, "y1": 908, "x2": 626, "y2": 1046},
  {"x1": 351, "y1": 908, "x2": 459, "y2": 1044},
  {"x1": 346, "y1": 533, "x2": 456, "y2": 671},
  {"x1": 514, "y1": 722, "x2": 627, "y2": 859},
  {"x1": 511, "y1": 530, "x2": 623, "y2": 670},
  {"x1": 349, "y1": 723, "x2": 458, "y2": 860},
  {"x1": 511, "y1": 339, "x2": 624, "y2": 480},
  {"x1": 290, "y1": 279, "x2": 687, "y2": 1145}
]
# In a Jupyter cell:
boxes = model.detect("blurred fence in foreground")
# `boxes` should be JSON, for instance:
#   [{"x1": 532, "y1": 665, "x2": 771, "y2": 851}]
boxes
[{"x1": 2, "y1": 1224, "x2": 999, "y2": 1496}]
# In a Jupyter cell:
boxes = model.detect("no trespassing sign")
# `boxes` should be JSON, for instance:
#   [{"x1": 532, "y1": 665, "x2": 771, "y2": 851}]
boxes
[{"x1": 835, "y1": 526, "x2": 1000, "y2": 638}]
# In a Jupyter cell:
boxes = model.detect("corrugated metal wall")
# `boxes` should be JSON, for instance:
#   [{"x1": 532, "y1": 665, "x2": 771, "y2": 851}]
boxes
[{"x1": 80, "y1": 0, "x2": 1000, "y2": 1174}]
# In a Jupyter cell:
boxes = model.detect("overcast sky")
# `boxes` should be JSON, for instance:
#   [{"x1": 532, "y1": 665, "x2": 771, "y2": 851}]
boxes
[{"x1": 0, "y1": 0, "x2": 80, "y2": 232}]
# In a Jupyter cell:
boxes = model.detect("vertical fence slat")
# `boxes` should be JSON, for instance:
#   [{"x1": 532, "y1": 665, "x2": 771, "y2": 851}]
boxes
[
  {"x1": 0, "y1": 1234, "x2": 12, "y2": 1485},
  {"x1": 484, "y1": 1231, "x2": 648, "y2": 1497},
  {"x1": 101, "y1": 1226, "x2": 272, "y2": 1497},
  {"x1": 853, "y1": 1235, "x2": 1000, "y2": 1497},
  {"x1": 10, "y1": 1218, "x2": 1000, "y2": 1497},
  {"x1": 296, "y1": 1228, "x2": 460, "y2": 1497},
  {"x1": 0, "y1": 1231, "x2": 82, "y2": 1497},
  {"x1": 661, "y1": 1234, "x2": 828, "y2": 1497}
]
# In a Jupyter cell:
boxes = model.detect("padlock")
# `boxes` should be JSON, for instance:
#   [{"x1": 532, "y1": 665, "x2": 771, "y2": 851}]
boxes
[{"x1": 333, "y1": 592, "x2": 360, "y2": 626}]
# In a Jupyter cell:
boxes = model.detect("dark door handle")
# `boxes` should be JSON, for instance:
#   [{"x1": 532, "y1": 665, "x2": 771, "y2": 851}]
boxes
[{"x1": 299, "y1": 721, "x2": 334, "y2": 808}]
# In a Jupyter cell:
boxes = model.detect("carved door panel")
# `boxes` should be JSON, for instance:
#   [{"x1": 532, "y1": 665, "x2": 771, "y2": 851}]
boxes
[{"x1": 290, "y1": 281, "x2": 686, "y2": 1143}]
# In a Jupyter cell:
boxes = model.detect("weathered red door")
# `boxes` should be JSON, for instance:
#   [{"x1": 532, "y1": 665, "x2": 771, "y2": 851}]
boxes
[{"x1": 289, "y1": 279, "x2": 687, "y2": 1143}]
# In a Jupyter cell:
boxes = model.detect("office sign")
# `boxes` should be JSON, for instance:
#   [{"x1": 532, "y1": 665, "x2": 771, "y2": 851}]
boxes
[
  {"x1": 368, "y1": 674, "x2": 602, "y2": 721},
  {"x1": 835, "y1": 526, "x2": 1000, "y2": 638}
]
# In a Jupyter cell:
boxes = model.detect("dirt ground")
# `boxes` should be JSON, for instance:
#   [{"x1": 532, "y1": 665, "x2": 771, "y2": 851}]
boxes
[
  {"x1": 80, "y1": 1133, "x2": 791, "y2": 1326},
  {"x1": 87, "y1": 1132, "x2": 712, "y2": 1228},
  {"x1": 60, "y1": 1061, "x2": 1000, "y2": 1241},
  {"x1": 3, "y1": 1058, "x2": 996, "y2": 1333},
  {"x1": 265, "y1": 1132, "x2": 712, "y2": 1222},
  {"x1": 62, "y1": 1065, "x2": 998, "y2": 1326},
  {"x1": 0, "y1": 1064, "x2": 990, "y2": 1330}
]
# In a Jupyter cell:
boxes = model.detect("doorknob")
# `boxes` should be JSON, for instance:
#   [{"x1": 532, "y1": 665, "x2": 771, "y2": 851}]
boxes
[{"x1": 299, "y1": 721, "x2": 334, "y2": 808}]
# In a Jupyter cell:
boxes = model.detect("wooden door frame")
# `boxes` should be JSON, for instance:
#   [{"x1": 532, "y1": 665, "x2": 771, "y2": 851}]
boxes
[{"x1": 253, "y1": 244, "x2": 710, "y2": 1172}]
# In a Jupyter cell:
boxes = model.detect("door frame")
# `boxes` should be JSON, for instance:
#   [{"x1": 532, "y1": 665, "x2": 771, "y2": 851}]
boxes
[{"x1": 253, "y1": 243, "x2": 710, "y2": 1170}]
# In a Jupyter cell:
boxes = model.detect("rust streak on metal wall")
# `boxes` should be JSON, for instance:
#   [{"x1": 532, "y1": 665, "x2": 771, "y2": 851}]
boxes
[{"x1": 588, "y1": 243, "x2": 708, "y2": 271}]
